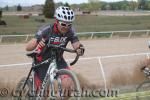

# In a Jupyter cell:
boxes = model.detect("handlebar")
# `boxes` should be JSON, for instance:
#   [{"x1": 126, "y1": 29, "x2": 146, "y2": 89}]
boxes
[
  {"x1": 27, "y1": 44, "x2": 79, "y2": 66},
  {"x1": 47, "y1": 44, "x2": 79, "y2": 66}
]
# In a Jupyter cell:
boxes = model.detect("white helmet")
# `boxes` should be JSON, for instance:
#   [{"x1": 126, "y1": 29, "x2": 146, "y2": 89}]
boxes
[{"x1": 54, "y1": 6, "x2": 75, "y2": 23}]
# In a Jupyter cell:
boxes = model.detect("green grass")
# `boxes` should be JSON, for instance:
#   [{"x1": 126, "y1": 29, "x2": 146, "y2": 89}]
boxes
[
  {"x1": 0, "y1": 16, "x2": 54, "y2": 34},
  {"x1": 1, "y1": 15, "x2": 150, "y2": 35},
  {"x1": 75, "y1": 15, "x2": 150, "y2": 32}
]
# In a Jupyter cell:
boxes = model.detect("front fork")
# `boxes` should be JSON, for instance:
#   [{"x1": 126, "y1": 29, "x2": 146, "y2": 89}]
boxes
[
  {"x1": 30, "y1": 70, "x2": 36, "y2": 97},
  {"x1": 58, "y1": 76, "x2": 64, "y2": 100},
  {"x1": 49, "y1": 67, "x2": 57, "y2": 98},
  {"x1": 50, "y1": 70, "x2": 64, "y2": 100},
  {"x1": 49, "y1": 68, "x2": 65, "y2": 100}
]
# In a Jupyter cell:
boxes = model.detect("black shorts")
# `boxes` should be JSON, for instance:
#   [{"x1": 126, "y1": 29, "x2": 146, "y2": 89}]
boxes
[{"x1": 34, "y1": 58, "x2": 68, "y2": 82}]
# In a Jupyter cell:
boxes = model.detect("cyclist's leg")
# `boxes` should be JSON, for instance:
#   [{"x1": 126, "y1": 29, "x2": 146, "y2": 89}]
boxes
[
  {"x1": 34, "y1": 73, "x2": 41, "y2": 93},
  {"x1": 34, "y1": 63, "x2": 49, "y2": 95}
]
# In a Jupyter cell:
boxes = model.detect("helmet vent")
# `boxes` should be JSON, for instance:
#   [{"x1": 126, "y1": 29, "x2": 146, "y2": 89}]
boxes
[
  {"x1": 62, "y1": 7, "x2": 65, "y2": 10},
  {"x1": 71, "y1": 11, "x2": 73, "y2": 14},
  {"x1": 64, "y1": 15, "x2": 67, "y2": 19},
  {"x1": 71, "y1": 16, "x2": 74, "y2": 20},
  {"x1": 68, "y1": 16, "x2": 70, "y2": 20},
  {"x1": 58, "y1": 14, "x2": 61, "y2": 17},
  {"x1": 62, "y1": 11, "x2": 66, "y2": 14},
  {"x1": 67, "y1": 12, "x2": 70, "y2": 15}
]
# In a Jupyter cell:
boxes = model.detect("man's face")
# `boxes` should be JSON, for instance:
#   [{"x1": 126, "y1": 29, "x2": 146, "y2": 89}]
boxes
[{"x1": 57, "y1": 20, "x2": 72, "y2": 34}]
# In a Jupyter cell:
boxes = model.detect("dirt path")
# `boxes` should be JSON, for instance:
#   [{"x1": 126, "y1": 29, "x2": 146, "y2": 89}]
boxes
[{"x1": 0, "y1": 37, "x2": 150, "y2": 88}]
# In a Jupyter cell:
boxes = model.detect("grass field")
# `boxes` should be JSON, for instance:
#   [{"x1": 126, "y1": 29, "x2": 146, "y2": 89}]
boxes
[{"x1": 1, "y1": 15, "x2": 150, "y2": 35}]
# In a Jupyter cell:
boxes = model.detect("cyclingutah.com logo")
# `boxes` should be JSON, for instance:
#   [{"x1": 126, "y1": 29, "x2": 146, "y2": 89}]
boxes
[
  {"x1": 1, "y1": 88, "x2": 119, "y2": 98},
  {"x1": 11, "y1": 88, "x2": 119, "y2": 98}
]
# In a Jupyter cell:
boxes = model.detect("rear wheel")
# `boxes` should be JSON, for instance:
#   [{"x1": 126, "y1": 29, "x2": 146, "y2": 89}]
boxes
[{"x1": 136, "y1": 80, "x2": 150, "y2": 100}]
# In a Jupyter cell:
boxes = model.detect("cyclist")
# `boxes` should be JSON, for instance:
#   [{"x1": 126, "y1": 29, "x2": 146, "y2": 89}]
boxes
[
  {"x1": 25, "y1": 6, "x2": 85, "y2": 97},
  {"x1": 141, "y1": 66, "x2": 150, "y2": 78}
]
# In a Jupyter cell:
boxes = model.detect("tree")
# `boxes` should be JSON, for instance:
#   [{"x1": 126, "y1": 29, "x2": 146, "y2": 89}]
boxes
[
  {"x1": 121, "y1": 4, "x2": 129, "y2": 10},
  {"x1": 0, "y1": 9, "x2": 2, "y2": 21},
  {"x1": 64, "y1": 2, "x2": 70, "y2": 7},
  {"x1": 43, "y1": 0, "x2": 55, "y2": 18},
  {"x1": 89, "y1": 2, "x2": 101, "y2": 11},
  {"x1": 128, "y1": 1, "x2": 138, "y2": 10},
  {"x1": 56, "y1": 2, "x2": 63, "y2": 8},
  {"x1": 145, "y1": 1, "x2": 150, "y2": 10},
  {"x1": 79, "y1": 2, "x2": 101, "y2": 11},
  {"x1": 101, "y1": 2, "x2": 108, "y2": 10},
  {"x1": 80, "y1": 3, "x2": 90, "y2": 11},
  {"x1": 4, "y1": 5, "x2": 9, "y2": 11},
  {"x1": 17, "y1": 4, "x2": 22, "y2": 11},
  {"x1": 138, "y1": 0, "x2": 150, "y2": 10},
  {"x1": 110, "y1": 3, "x2": 119, "y2": 10},
  {"x1": 138, "y1": 0, "x2": 147, "y2": 10}
]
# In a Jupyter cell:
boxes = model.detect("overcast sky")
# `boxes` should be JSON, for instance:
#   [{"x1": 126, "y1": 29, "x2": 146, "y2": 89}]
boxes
[{"x1": 0, "y1": 0, "x2": 137, "y2": 7}]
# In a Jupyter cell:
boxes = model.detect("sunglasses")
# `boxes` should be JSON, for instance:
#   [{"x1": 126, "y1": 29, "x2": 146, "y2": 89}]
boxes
[{"x1": 58, "y1": 21, "x2": 72, "y2": 27}]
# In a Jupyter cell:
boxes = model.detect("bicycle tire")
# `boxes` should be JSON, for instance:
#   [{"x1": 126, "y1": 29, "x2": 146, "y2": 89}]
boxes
[
  {"x1": 136, "y1": 80, "x2": 150, "y2": 100},
  {"x1": 45, "y1": 69, "x2": 81, "y2": 100},
  {"x1": 12, "y1": 77, "x2": 33, "y2": 100}
]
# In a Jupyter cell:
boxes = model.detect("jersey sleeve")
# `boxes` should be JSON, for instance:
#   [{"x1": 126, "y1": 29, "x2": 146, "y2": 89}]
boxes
[
  {"x1": 69, "y1": 27, "x2": 79, "y2": 44},
  {"x1": 34, "y1": 24, "x2": 51, "y2": 43}
]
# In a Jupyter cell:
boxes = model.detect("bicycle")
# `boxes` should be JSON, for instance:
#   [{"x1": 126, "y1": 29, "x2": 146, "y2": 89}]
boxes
[
  {"x1": 13, "y1": 43, "x2": 81, "y2": 100},
  {"x1": 136, "y1": 66, "x2": 150, "y2": 100}
]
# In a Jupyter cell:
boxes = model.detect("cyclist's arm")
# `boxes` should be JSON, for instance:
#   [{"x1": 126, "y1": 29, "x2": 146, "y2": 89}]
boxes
[
  {"x1": 72, "y1": 41, "x2": 82, "y2": 50},
  {"x1": 26, "y1": 38, "x2": 38, "y2": 51},
  {"x1": 69, "y1": 28, "x2": 85, "y2": 56},
  {"x1": 26, "y1": 25, "x2": 51, "y2": 51}
]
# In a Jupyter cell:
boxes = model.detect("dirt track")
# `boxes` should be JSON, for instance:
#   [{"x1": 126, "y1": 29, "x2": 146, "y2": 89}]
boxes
[{"x1": 0, "y1": 37, "x2": 150, "y2": 89}]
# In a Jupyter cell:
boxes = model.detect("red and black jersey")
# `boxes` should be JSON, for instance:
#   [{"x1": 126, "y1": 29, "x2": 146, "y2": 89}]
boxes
[{"x1": 34, "y1": 23, "x2": 79, "y2": 62}]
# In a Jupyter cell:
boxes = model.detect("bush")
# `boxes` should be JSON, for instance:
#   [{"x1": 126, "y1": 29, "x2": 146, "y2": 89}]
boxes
[
  {"x1": 0, "y1": 10, "x2": 2, "y2": 20},
  {"x1": 18, "y1": 15, "x2": 29, "y2": 19},
  {"x1": 0, "y1": 20, "x2": 7, "y2": 26}
]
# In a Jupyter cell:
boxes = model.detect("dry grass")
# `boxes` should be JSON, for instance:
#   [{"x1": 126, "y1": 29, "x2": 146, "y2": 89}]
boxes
[
  {"x1": 0, "y1": 73, "x2": 99, "y2": 97},
  {"x1": 0, "y1": 78, "x2": 15, "y2": 97},
  {"x1": 132, "y1": 58, "x2": 150, "y2": 83},
  {"x1": 137, "y1": 58, "x2": 150, "y2": 69},
  {"x1": 2, "y1": 59, "x2": 150, "y2": 96},
  {"x1": 76, "y1": 73, "x2": 100, "y2": 89},
  {"x1": 109, "y1": 58, "x2": 150, "y2": 88},
  {"x1": 109, "y1": 68, "x2": 129, "y2": 87}
]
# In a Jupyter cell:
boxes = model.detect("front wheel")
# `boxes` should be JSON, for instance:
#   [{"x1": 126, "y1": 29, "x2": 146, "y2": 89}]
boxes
[
  {"x1": 136, "y1": 80, "x2": 150, "y2": 100},
  {"x1": 46, "y1": 69, "x2": 81, "y2": 100},
  {"x1": 12, "y1": 77, "x2": 33, "y2": 100}
]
